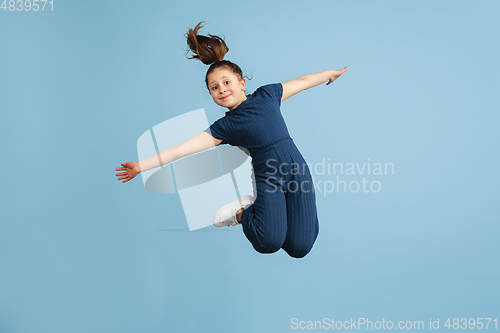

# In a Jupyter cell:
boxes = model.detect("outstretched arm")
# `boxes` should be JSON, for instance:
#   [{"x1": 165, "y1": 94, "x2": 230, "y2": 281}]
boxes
[
  {"x1": 115, "y1": 131, "x2": 222, "y2": 183},
  {"x1": 281, "y1": 66, "x2": 348, "y2": 102}
]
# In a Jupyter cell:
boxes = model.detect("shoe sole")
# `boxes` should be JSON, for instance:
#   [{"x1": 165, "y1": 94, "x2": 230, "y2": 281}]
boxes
[{"x1": 213, "y1": 195, "x2": 255, "y2": 227}]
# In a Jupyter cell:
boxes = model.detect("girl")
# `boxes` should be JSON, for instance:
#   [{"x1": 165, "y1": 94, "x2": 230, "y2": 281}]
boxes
[{"x1": 115, "y1": 21, "x2": 347, "y2": 258}]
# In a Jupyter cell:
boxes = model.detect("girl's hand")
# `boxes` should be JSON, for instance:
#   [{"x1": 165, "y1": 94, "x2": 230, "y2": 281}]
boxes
[
  {"x1": 326, "y1": 66, "x2": 348, "y2": 85},
  {"x1": 115, "y1": 161, "x2": 141, "y2": 183}
]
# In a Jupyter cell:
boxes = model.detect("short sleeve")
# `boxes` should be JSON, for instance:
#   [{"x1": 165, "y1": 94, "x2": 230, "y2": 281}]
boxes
[
  {"x1": 204, "y1": 117, "x2": 231, "y2": 145},
  {"x1": 258, "y1": 83, "x2": 283, "y2": 107}
]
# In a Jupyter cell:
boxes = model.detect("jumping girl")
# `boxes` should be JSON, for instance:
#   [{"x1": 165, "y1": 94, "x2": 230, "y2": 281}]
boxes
[{"x1": 115, "y1": 21, "x2": 347, "y2": 258}]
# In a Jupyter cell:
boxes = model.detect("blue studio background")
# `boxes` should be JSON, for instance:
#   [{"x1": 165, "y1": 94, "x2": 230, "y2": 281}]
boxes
[{"x1": 1, "y1": 1, "x2": 499, "y2": 332}]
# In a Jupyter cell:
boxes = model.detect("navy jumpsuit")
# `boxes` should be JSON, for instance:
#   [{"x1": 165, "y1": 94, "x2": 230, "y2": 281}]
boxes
[{"x1": 206, "y1": 83, "x2": 319, "y2": 258}]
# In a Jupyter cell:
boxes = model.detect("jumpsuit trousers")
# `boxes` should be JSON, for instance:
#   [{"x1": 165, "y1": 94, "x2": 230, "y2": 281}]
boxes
[{"x1": 239, "y1": 137, "x2": 319, "y2": 258}]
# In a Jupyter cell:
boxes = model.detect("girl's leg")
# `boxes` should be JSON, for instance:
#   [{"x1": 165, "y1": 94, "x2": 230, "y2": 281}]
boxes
[
  {"x1": 281, "y1": 165, "x2": 320, "y2": 258},
  {"x1": 239, "y1": 178, "x2": 288, "y2": 254}
]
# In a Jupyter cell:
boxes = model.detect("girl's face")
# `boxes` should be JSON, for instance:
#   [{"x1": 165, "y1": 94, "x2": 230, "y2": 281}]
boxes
[{"x1": 207, "y1": 67, "x2": 246, "y2": 111}]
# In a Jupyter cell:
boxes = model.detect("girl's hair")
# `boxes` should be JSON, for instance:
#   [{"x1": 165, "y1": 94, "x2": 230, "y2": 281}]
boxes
[{"x1": 185, "y1": 21, "x2": 249, "y2": 91}]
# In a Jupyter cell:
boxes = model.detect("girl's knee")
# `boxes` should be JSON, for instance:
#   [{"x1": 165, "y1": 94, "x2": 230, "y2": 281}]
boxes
[
  {"x1": 253, "y1": 238, "x2": 283, "y2": 254},
  {"x1": 286, "y1": 221, "x2": 319, "y2": 258},
  {"x1": 284, "y1": 245, "x2": 313, "y2": 259},
  {"x1": 282, "y1": 236, "x2": 317, "y2": 258}
]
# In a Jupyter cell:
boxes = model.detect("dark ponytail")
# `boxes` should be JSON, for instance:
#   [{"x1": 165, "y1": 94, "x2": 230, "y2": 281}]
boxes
[{"x1": 185, "y1": 21, "x2": 249, "y2": 91}]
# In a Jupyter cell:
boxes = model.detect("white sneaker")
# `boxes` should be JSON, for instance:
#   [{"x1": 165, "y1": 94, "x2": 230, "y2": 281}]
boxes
[{"x1": 213, "y1": 195, "x2": 254, "y2": 227}]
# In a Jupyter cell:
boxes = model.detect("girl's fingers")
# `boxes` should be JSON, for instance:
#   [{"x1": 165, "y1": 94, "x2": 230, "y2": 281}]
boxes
[{"x1": 116, "y1": 163, "x2": 133, "y2": 182}]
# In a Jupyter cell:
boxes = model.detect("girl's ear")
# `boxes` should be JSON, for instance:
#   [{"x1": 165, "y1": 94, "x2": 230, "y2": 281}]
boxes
[{"x1": 240, "y1": 77, "x2": 246, "y2": 90}]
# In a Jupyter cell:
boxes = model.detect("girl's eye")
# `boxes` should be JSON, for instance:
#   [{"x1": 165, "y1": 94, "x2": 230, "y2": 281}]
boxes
[
  {"x1": 225, "y1": 81, "x2": 230, "y2": 84},
  {"x1": 212, "y1": 86, "x2": 217, "y2": 90}
]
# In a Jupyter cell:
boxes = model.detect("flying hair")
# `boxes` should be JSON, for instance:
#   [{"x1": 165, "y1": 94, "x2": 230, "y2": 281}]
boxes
[
  {"x1": 185, "y1": 21, "x2": 228, "y2": 65},
  {"x1": 185, "y1": 21, "x2": 249, "y2": 91}
]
